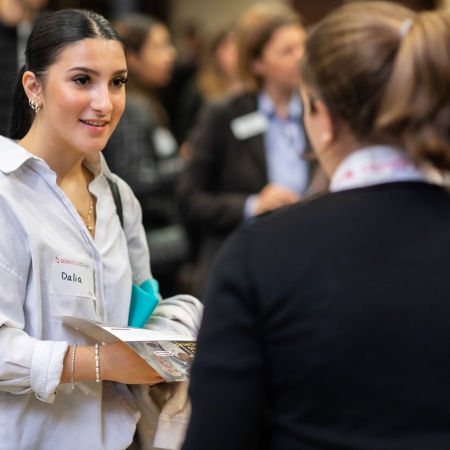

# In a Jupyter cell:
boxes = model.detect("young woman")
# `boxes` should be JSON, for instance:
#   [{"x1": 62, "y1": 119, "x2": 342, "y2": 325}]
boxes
[
  {"x1": 182, "y1": 2, "x2": 450, "y2": 449},
  {"x1": 177, "y1": 2, "x2": 325, "y2": 298},
  {"x1": 1, "y1": 9, "x2": 201, "y2": 450}
]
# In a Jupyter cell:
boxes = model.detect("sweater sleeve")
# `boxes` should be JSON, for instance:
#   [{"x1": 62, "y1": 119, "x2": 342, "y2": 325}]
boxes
[{"x1": 182, "y1": 229, "x2": 268, "y2": 450}]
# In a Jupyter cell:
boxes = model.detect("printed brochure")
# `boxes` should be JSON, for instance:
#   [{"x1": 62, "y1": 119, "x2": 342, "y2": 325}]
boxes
[{"x1": 54, "y1": 316, "x2": 196, "y2": 382}]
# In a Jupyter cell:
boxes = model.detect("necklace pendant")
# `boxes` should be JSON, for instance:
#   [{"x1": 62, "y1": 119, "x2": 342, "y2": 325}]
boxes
[{"x1": 87, "y1": 225, "x2": 94, "y2": 231}]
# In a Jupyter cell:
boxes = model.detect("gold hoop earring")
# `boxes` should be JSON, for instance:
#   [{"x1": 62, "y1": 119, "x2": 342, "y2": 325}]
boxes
[{"x1": 29, "y1": 98, "x2": 41, "y2": 114}]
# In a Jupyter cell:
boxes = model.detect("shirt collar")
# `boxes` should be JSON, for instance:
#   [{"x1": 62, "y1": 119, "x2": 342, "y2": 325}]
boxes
[
  {"x1": 0, "y1": 136, "x2": 36, "y2": 173},
  {"x1": 257, "y1": 91, "x2": 303, "y2": 120},
  {"x1": 0, "y1": 135, "x2": 114, "y2": 181},
  {"x1": 329, "y1": 145, "x2": 443, "y2": 192}
]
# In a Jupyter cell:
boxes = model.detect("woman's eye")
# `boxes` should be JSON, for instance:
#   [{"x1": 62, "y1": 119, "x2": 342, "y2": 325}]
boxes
[
  {"x1": 112, "y1": 77, "x2": 128, "y2": 88},
  {"x1": 73, "y1": 75, "x2": 91, "y2": 86}
]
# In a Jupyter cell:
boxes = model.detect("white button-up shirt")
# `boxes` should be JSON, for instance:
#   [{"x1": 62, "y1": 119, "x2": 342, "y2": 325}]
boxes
[{"x1": 0, "y1": 136, "x2": 151, "y2": 450}]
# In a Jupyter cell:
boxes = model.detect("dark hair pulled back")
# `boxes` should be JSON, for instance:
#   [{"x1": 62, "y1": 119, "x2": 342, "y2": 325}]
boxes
[{"x1": 9, "y1": 9, "x2": 122, "y2": 140}]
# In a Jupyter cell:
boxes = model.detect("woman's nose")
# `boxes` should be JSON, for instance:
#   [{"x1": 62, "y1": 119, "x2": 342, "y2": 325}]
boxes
[{"x1": 91, "y1": 84, "x2": 113, "y2": 114}]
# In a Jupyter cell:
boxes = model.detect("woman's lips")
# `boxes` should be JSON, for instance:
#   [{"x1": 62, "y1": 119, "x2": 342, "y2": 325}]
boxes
[{"x1": 80, "y1": 119, "x2": 108, "y2": 132}]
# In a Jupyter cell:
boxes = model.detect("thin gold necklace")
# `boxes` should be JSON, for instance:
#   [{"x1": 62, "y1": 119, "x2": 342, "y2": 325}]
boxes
[
  {"x1": 77, "y1": 165, "x2": 94, "y2": 233},
  {"x1": 77, "y1": 195, "x2": 94, "y2": 232}
]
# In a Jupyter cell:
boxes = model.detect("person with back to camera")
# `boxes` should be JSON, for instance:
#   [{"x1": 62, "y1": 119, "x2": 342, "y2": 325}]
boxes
[
  {"x1": 182, "y1": 2, "x2": 450, "y2": 449},
  {"x1": 0, "y1": 8, "x2": 202, "y2": 450},
  {"x1": 176, "y1": 2, "x2": 327, "y2": 298}
]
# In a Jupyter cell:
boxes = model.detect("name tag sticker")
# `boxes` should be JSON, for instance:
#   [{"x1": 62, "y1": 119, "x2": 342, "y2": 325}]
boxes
[
  {"x1": 50, "y1": 255, "x2": 96, "y2": 300},
  {"x1": 230, "y1": 112, "x2": 268, "y2": 140}
]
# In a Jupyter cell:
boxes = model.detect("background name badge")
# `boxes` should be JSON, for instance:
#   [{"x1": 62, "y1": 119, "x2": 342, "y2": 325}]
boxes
[{"x1": 230, "y1": 111, "x2": 268, "y2": 140}]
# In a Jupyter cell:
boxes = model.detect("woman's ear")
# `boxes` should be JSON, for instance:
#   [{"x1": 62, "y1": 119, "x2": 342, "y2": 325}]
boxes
[
  {"x1": 22, "y1": 71, "x2": 41, "y2": 102},
  {"x1": 311, "y1": 98, "x2": 334, "y2": 147}
]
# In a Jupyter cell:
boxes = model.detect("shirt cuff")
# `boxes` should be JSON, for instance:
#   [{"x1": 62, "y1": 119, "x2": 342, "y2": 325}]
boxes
[
  {"x1": 30, "y1": 340, "x2": 68, "y2": 404},
  {"x1": 243, "y1": 195, "x2": 258, "y2": 221}
]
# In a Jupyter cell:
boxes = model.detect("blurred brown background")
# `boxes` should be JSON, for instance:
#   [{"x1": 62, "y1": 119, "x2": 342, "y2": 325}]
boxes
[{"x1": 45, "y1": 0, "x2": 446, "y2": 56}]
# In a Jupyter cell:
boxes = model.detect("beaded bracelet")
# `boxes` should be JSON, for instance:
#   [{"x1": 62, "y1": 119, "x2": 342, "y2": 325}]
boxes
[
  {"x1": 70, "y1": 345, "x2": 77, "y2": 389},
  {"x1": 95, "y1": 343, "x2": 100, "y2": 383}
]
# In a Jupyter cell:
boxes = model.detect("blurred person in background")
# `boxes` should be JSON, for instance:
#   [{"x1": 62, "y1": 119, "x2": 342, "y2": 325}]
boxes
[
  {"x1": 182, "y1": 2, "x2": 450, "y2": 449},
  {"x1": 197, "y1": 26, "x2": 243, "y2": 102},
  {"x1": 177, "y1": 2, "x2": 326, "y2": 298},
  {"x1": 0, "y1": 0, "x2": 48, "y2": 136},
  {"x1": 178, "y1": 26, "x2": 244, "y2": 161},
  {"x1": 161, "y1": 23, "x2": 205, "y2": 146},
  {"x1": 103, "y1": 14, "x2": 190, "y2": 298}
]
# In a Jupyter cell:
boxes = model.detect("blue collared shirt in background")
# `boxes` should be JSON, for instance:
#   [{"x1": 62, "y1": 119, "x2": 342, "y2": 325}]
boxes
[{"x1": 244, "y1": 91, "x2": 309, "y2": 220}]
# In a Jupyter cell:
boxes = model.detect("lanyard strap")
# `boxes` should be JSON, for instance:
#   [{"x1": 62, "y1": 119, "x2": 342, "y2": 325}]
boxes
[{"x1": 106, "y1": 177, "x2": 124, "y2": 228}]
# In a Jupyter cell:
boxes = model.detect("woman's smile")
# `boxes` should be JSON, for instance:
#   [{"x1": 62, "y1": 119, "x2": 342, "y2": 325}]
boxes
[{"x1": 79, "y1": 118, "x2": 110, "y2": 132}]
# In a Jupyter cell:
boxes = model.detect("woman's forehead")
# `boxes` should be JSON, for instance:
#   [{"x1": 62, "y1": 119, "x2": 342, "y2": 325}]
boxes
[{"x1": 51, "y1": 38, "x2": 126, "y2": 73}]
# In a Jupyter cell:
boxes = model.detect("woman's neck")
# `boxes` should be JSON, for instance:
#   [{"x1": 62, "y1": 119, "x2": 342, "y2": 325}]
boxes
[
  {"x1": 19, "y1": 126, "x2": 88, "y2": 187},
  {"x1": 261, "y1": 82, "x2": 294, "y2": 119},
  {"x1": 19, "y1": 123, "x2": 96, "y2": 237},
  {"x1": 319, "y1": 133, "x2": 368, "y2": 180}
]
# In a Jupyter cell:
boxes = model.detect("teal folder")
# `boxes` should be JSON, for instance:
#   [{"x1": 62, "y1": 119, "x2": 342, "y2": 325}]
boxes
[{"x1": 128, "y1": 279, "x2": 159, "y2": 328}]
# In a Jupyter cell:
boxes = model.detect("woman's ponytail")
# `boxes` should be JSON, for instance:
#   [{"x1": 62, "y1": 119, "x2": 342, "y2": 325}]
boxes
[
  {"x1": 300, "y1": 2, "x2": 415, "y2": 144},
  {"x1": 301, "y1": 2, "x2": 450, "y2": 170},
  {"x1": 376, "y1": 11, "x2": 450, "y2": 170},
  {"x1": 9, "y1": 65, "x2": 33, "y2": 140}
]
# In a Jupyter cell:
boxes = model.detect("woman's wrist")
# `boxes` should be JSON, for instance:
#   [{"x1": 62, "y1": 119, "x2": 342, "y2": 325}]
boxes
[{"x1": 60, "y1": 345, "x2": 98, "y2": 385}]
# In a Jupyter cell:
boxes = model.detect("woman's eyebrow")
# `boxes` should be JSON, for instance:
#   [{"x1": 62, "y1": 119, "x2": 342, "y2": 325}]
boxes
[
  {"x1": 113, "y1": 69, "x2": 128, "y2": 75},
  {"x1": 67, "y1": 67, "x2": 100, "y2": 75},
  {"x1": 67, "y1": 67, "x2": 128, "y2": 76}
]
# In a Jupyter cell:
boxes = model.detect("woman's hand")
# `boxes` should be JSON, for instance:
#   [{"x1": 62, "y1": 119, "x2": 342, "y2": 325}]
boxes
[
  {"x1": 101, "y1": 341, "x2": 164, "y2": 385},
  {"x1": 61, "y1": 343, "x2": 164, "y2": 386},
  {"x1": 255, "y1": 183, "x2": 301, "y2": 216}
]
